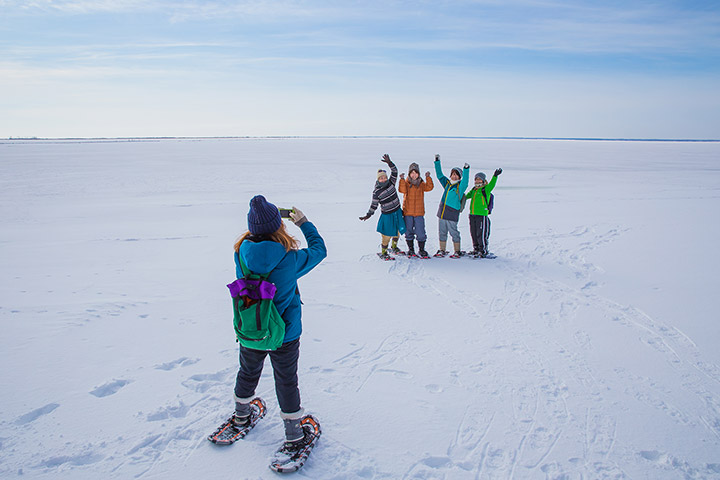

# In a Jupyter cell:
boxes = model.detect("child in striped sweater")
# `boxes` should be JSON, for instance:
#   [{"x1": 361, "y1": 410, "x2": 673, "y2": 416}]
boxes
[{"x1": 359, "y1": 154, "x2": 406, "y2": 260}]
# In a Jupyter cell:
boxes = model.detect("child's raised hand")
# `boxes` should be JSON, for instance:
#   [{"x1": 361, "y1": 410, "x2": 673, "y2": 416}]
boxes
[
  {"x1": 400, "y1": 173, "x2": 405, "y2": 179},
  {"x1": 494, "y1": 168, "x2": 503, "y2": 176},
  {"x1": 381, "y1": 154, "x2": 391, "y2": 164},
  {"x1": 425, "y1": 171, "x2": 431, "y2": 177}
]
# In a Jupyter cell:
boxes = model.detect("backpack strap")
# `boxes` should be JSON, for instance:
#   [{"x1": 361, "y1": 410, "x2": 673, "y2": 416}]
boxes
[
  {"x1": 235, "y1": 252, "x2": 268, "y2": 332},
  {"x1": 237, "y1": 252, "x2": 270, "y2": 280},
  {"x1": 481, "y1": 187, "x2": 489, "y2": 208},
  {"x1": 440, "y1": 182, "x2": 462, "y2": 218}
]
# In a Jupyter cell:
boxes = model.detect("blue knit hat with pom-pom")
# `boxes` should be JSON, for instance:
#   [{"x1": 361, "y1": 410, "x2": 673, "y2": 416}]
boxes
[{"x1": 247, "y1": 195, "x2": 282, "y2": 235}]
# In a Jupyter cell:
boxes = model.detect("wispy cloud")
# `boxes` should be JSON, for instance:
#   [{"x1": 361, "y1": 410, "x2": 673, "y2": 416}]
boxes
[
  {"x1": 3, "y1": 1, "x2": 719, "y2": 58},
  {"x1": 1, "y1": 0, "x2": 719, "y2": 137}
]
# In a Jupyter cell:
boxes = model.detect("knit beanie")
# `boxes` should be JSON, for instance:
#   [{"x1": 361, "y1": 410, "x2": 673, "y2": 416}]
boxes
[
  {"x1": 408, "y1": 163, "x2": 420, "y2": 175},
  {"x1": 451, "y1": 166, "x2": 463, "y2": 178},
  {"x1": 247, "y1": 195, "x2": 282, "y2": 235},
  {"x1": 377, "y1": 169, "x2": 388, "y2": 180},
  {"x1": 475, "y1": 172, "x2": 486, "y2": 181}
]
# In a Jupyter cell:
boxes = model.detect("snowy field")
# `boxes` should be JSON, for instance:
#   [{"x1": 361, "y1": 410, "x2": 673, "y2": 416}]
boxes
[{"x1": 1, "y1": 137, "x2": 720, "y2": 479}]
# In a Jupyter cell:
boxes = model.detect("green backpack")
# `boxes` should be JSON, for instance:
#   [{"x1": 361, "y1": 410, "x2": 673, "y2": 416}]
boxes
[{"x1": 227, "y1": 253, "x2": 286, "y2": 351}]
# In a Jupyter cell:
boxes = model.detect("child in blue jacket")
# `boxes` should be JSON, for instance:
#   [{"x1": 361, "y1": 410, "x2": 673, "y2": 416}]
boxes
[
  {"x1": 231, "y1": 195, "x2": 327, "y2": 459},
  {"x1": 434, "y1": 154, "x2": 470, "y2": 258}
]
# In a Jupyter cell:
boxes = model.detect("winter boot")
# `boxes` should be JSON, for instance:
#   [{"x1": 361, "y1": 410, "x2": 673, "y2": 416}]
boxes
[
  {"x1": 390, "y1": 237, "x2": 405, "y2": 255},
  {"x1": 378, "y1": 244, "x2": 394, "y2": 261},
  {"x1": 406, "y1": 239, "x2": 416, "y2": 257},
  {"x1": 434, "y1": 241, "x2": 448, "y2": 257},
  {"x1": 418, "y1": 241, "x2": 429, "y2": 258},
  {"x1": 282, "y1": 410, "x2": 305, "y2": 443},
  {"x1": 232, "y1": 398, "x2": 253, "y2": 426},
  {"x1": 450, "y1": 242, "x2": 465, "y2": 258}
]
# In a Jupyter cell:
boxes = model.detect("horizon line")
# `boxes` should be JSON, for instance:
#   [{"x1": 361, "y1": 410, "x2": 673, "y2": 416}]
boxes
[{"x1": 3, "y1": 135, "x2": 719, "y2": 143}]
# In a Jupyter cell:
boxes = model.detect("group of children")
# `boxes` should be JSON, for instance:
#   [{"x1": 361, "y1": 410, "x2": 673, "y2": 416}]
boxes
[
  {"x1": 221, "y1": 172, "x2": 501, "y2": 466},
  {"x1": 360, "y1": 154, "x2": 502, "y2": 260}
]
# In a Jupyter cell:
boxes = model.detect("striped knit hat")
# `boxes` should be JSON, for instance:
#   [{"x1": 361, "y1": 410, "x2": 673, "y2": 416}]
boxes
[
  {"x1": 247, "y1": 195, "x2": 282, "y2": 235},
  {"x1": 408, "y1": 163, "x2": 420, "y2": 175},
  {"x1": 377, "y1": 169, "x2": 388, "y2": 180},
  {"x1": 451, "y1": 166, "x2": 463, "y2": 178}
]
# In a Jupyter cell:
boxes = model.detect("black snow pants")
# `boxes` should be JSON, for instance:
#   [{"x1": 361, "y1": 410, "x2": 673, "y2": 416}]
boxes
[{"x1": 469, "y1": 214, "x2": 491, "y2": 255}]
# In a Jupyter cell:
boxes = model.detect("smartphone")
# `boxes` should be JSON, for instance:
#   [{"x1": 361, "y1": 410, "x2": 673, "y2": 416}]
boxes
[{"x1": 279, "y1": 208, "x2": 294, "y2": 219}]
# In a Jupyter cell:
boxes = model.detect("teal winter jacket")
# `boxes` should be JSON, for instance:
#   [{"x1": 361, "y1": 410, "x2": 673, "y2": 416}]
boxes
[
  {"x1": 435, "y1": 160, "x2": 469, "y2": 221},
  {"x1": 236, "y1": 221, "x2": 327, "y2": 343}
]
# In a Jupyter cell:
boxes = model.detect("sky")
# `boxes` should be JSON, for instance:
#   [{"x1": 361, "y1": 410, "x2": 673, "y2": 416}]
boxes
[{"x1": 1, "y1": 0, "x2": 719, "y2": 139}]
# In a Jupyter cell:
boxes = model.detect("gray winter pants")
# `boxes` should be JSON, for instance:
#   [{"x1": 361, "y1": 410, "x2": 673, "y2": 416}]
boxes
[
  {"x1": 404, "y1": 215, "x2": 427, "y2": 242},
  {"x1": 438, "y1": 218, "x2": 461, "y2": 243}
]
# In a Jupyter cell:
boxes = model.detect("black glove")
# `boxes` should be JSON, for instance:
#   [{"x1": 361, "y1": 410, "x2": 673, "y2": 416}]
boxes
[
  {"x1": 381, "y1": 154, "x2": 391, "y2": 164},
  {"x1": 434, "y1": 154, "x2": 440, "y2": 162},
  {"x1": 464, "y1": 163, "x2": 470, "y2": 169},
  {"x1": 359, "y1": 214, "x2": 371, "y2": 221},
  {"x1": 494, "y1": 168, "x2": 503, "y2": 176}
]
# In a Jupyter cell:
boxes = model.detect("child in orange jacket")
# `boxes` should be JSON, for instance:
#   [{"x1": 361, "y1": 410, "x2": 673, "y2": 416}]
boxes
[{"x1": 398, "y1": 162, "x2": 434, "y2": 257}]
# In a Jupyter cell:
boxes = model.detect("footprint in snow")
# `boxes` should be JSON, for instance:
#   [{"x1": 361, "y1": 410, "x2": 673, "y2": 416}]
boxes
[
  {"x1": 181, "y1": 370, "x2": 232, "y2": 393},
  {"x1": 37, "y1": 452, "x2": 104, "y2": 468},
  {"x1": 154, "y1": 357, "x2": 200, "y2": 371},
  {"x1": 89, "y1": 379, "x2": 131, "y2": 398},
  {"x1": 146, "y1": 401, "x2": 190, "y2": 421},
  {"x1": 15, "y1": 403, "x2": 60, "y2": 425},
  {"x1": 377, "y1": 368, "x2": 413, "y2": 379},
  {"x1": 425, "y1": 384, "x2": 444, "y2": 394}
]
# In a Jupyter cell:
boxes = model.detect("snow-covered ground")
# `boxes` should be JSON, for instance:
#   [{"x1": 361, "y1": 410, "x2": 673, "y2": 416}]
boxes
[{"x1": 1, "y1": 137, "x2": 719, "y2": 479}]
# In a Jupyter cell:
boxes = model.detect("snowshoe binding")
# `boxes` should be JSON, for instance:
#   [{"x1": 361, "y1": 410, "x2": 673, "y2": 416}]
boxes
[
  {"x1": 433, "y1": 250, "x2": 448, "y2": 258},
  {"x1": 449, "y1": 251, "x2": 466, "y2": 259},
  {"x1": 269, "y1": 415, "x2": 322, "y2": 473},
  {"x1": 208, "y1": 397, "x2": 267, "y2": 445},
  {"x1": 377, "y1": 251, "x2": 395, "y2": 261}
]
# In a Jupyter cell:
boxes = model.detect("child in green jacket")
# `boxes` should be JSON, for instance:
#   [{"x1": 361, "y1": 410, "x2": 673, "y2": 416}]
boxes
[{"x1": 465, "y1": 168, "x2": 502, "y2": 258}]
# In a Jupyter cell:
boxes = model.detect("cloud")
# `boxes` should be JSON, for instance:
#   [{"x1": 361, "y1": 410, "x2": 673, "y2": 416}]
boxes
[
  {"x1": 3, "y1": 1, "x2": 719, "y2": 57},
  {"x1": 0, "y1": 0, "x2": 151, "y2": 14},
  {"x1": 2, "y1": 0, "x2": 719, "y2": 138},
  {"x1": 0, "y1": 0, "x2": 325, "y2": 17}
]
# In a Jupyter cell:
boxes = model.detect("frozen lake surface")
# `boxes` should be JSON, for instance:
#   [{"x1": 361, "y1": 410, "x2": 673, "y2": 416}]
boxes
[{"x1": 1, "y1": 137, "x2": 719, "y2": 479}]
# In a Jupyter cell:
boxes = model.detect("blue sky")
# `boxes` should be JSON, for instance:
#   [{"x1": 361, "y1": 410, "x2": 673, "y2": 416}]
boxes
[{"x1": 2, "y1": 0, "x2": 719, "y2": 138}]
